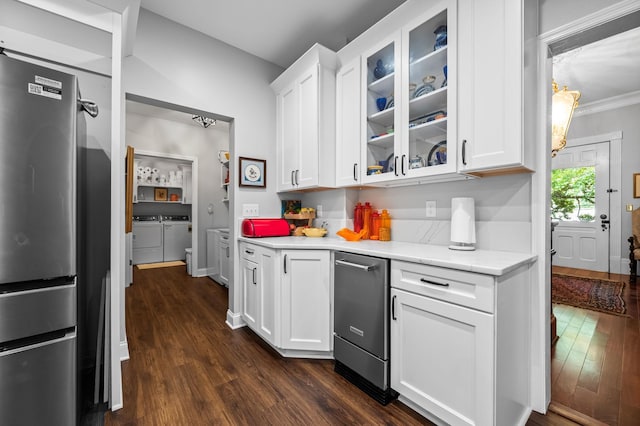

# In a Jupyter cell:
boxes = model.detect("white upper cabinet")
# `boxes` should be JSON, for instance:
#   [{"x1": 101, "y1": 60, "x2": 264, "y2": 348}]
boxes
[
  {"x1": 457, "y1": 0, "x2": 537, "y2": 176},
  {"x1": 272, "y1": 44, "x2": 337, "y2": 192},
  {"x1": 360, "y1": 0, "x2": 461, "y2": 186},
  {"x1": 335, "y1": 57, "x2": 362, "y2": 187}
]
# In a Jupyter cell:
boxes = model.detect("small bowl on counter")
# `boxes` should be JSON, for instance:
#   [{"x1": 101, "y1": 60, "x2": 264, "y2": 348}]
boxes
[{"x1": 302, "y1": 227, "x2": 328, "y2": 238}]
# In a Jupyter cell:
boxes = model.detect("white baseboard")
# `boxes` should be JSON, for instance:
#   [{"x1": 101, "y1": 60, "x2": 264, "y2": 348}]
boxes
[
  {"x1": 226, "y1": 309, "x2": 246, "y2": 329},
  {"x1": 119, "y1": 339, "x2": 129, "y2": 361}
]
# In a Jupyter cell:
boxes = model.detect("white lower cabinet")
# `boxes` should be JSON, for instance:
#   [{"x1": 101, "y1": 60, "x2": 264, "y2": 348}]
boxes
[
  {"x1": 391, "y1": 288, "x2": 493, "y2": 425},
  {"x1": 240, "y1": 243, "x2": 277, "y2": 345},
  {"x1": 390, "y1": 260, "x2": 530, "y2": 426},
  {"x1": 240, "y1": 244, "x2": 331, "y2": 354},
  {"x1": 218, "y1": 232, "x2": 230, "y2": 286},
  {"x1": 280, "y1": 250, "x2": 331, "y2": 351}
]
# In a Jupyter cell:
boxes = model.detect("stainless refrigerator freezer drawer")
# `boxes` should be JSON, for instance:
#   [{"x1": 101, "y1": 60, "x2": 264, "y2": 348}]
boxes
[
  {"x1": 334, "y1": 334, "x2": 389, "y2": 390},
  {"x1": 334, "y1": 252, "x2": 389, "y2": 359},
  {"x1": 0, "y1": 331, "x2": 76, "y2": 425},
  {"x1": 0, "y1": 279, "x2": 76, "y2": 343}
]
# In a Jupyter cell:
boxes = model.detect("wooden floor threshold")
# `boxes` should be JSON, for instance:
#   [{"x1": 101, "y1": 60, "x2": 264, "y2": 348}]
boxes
[{"x1": 548, "y1": 402, "x2": 609, "y2": 426}]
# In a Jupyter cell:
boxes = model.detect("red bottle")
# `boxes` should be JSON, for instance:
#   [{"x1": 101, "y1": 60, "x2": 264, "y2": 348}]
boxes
[
  {"x1": 354, "y1": 202, "x2": 363, "y2": 232},
  {"x1": 362, "y1": 202, "x2": 372, "y2": 239}
]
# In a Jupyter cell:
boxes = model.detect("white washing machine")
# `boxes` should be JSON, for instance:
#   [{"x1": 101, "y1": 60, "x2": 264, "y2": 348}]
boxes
[
  {"x1": 132, "y1": 215, "x2": 163, "y2": 264},
  {"x1": 162, "y1": 215, "x2": 191, "y2": 262}
]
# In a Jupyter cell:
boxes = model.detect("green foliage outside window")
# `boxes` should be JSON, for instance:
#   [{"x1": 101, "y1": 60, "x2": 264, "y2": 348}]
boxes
[{"x1": 551, "y1": 167, "x2": 596, "y2": 221}]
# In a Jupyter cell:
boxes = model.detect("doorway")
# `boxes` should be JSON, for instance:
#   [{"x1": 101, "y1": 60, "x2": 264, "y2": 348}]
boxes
[
  {"x1": 552, "y1": 140, "x2": 611, "y2": 272},
  {"x1": 538, "y1": 3, "x2": 640, "y2": 421},
  {"x1": 124, "y1": 95, "x2": 232, "y2": 281}
]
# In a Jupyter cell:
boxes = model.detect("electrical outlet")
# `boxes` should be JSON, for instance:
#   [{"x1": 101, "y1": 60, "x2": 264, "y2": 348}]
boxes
[
  {"x1": 316, "y1": 205, "x2": 323, "y2": 218},
  {"x1": 242, "y1": 203, "x2": 259, "y2": 217},
  {"x1": 425, "y1": 201, "x2": 437, "y2": 217}
]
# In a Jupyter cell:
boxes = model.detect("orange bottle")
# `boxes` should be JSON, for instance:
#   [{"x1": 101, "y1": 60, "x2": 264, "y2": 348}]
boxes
[
  {"x1": 370, "y1": 210, "x2": 381, "y2": 240},
  {"x1": 379, "y1": 209, "x2": 391, "y2": 241},
  {"x1": 362, "y1": 202, "x2": 372, "y2": 239}
]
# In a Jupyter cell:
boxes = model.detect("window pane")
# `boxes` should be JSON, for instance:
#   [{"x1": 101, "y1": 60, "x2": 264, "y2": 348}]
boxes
[{"x1": 551, "y1": 166, "x2": 595, "y2": 222}]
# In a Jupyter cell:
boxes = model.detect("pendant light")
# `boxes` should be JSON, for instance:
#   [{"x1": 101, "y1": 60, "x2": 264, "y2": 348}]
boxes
[
  {"x1": 192, "y1": 115, "x2": 216, "y2": 128},
  {"x1": 551, "y1": 80, "x2": 581, "y2": 157}
]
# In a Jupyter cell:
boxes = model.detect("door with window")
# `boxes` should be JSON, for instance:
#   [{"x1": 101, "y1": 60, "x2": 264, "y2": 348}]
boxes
[{"x1": 552, "y1": 142, "x2": 609, "y2": 271}]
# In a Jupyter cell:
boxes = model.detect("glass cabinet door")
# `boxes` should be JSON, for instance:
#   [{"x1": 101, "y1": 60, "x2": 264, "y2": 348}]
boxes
[
  {"x1": 404, "y1": 8, "x2": 452, "y2": 176},
  {"x1": 362, "y1": 34, "x2": 401, "y2": 181}
]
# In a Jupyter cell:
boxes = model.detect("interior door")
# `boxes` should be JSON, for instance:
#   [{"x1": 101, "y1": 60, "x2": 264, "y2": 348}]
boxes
[{"x1": 552, "y1": 142, "x2": 610, "y2": 271}]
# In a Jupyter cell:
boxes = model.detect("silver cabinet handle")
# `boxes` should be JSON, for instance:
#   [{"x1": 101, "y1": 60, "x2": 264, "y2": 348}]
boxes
[
  {"x1": 353, "y1": 163, "x2": 358, "y2": 181},
  {"x1": 394, "y1": 156, "x2": 399, "y2": 176},
  {"x1": 335, "y1": 259, "x2": 374, "y2": 271},
  {"x1": 284, "y1": 254, "x2": 288, "y2": 274},
  {"x1": 252, "y1": 267, "x2": 257, "y2": 285},
  {"x1": 401, "y1": 154, "x2": 406, "y2": 175},
  {"x1": 291, "y1": 170, "x2": 295, "y2": 186},
  {"x1": 226, "y1": 246, "x2": 230, "y2": 258},
  {"x1": 244, "y1": 249, "x2": 254, "y2": 255},
  {"x1": 295, "y1": 169, "x2": 300, "y2": 186},
  {"x1": 420, "y1": 277, "x2": 449, "y2": 287}
]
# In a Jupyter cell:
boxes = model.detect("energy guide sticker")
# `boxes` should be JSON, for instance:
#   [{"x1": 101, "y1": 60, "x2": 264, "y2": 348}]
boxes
[{"x1": 28, "y1": 75, "x2": 63, "y2": 100}]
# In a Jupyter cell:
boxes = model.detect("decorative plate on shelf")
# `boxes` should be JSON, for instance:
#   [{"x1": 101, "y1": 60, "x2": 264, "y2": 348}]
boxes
[{"x1": 427, "y1": 141, "x2": 447, "y2": 166}]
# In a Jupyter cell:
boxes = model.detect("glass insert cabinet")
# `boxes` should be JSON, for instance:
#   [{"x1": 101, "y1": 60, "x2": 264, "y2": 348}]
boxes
[{"x1": 361, "y1": 4, "x2": 456, "y2": 184}]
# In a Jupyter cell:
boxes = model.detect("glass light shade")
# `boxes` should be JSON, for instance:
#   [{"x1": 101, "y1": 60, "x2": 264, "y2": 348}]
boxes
[{"x1": 551, "y1": 82, "x2": 580, "y2": 157}]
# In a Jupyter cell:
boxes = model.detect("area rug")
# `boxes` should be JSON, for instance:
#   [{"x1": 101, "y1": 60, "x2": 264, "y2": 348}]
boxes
[
  {"x1": 136, "y1": 260, "x2": 185, "y2": 270},
  {"x1": 552, "y1": 274, "x2": 627, "y2": 316}
]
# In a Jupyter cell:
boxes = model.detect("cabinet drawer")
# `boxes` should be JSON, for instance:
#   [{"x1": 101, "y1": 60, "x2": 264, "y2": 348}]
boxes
[
  {"x1": 239, "y1": 242, "x2": 259, "y2": 261},
  {"x1": 391, "y1": 260, "x2": 494, "y2": 313}
]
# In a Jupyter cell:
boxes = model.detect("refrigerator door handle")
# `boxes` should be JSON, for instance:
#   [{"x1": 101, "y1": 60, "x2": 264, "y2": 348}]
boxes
[
  {"x1": 78, "y1": 98, "x2": 99, "y2": 118},
  {"x1": 0, "y1": 328, "x2": 75, "y2": 356}
]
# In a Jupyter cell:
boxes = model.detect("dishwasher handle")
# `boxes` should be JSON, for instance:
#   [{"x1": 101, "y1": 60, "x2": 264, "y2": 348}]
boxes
[{"x1": 335, "y1": 259, "x2": 374, "y2": 271}]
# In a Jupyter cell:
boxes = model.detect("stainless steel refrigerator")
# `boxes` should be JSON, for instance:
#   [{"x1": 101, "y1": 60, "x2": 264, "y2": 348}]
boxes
[{"x1": 0, "y1": 53, "x2": 88, "y2": 425}]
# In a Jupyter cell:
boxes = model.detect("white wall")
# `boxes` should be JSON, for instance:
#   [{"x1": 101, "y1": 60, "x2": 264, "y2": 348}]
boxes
[
  {"x1": 126, "y1": 109, "x2": 230, "y2": 268},
  {"x1": 124, "y1": 9, "x2": 284, "y2": 323}
]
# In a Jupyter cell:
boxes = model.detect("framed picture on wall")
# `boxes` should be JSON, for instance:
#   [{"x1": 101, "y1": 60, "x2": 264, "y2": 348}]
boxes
[
  {"x1": 154, "y1": 187, "x2": 168, "y2": 201},
  {"x1": 634, "y1": 173, "x2": 640, "y2": 198},
  {"x1": 239, "y1": 157, "x2": 266, "y2": 188}
]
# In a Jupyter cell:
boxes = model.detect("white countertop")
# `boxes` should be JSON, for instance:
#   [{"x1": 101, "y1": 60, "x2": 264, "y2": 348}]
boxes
[{"x1": 238, "y1": 236, "x2": 536, "y2": 276}]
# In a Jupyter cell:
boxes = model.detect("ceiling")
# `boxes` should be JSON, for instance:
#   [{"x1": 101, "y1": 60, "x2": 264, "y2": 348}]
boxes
[
  {"x1": 139, "y1": 0, "x2": 407, "y2": 69},
  {"x1": 139, "y1": 0, "x2": 638, "y2": 109},
  {"x1": 553, "y1": 25, "x2": 640, "y2": 107}
]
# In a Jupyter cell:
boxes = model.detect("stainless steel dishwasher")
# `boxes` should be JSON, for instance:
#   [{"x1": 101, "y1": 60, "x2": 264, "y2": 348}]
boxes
[{"x1": 333, "y1": 251, "x2": 397, "y2": 404}]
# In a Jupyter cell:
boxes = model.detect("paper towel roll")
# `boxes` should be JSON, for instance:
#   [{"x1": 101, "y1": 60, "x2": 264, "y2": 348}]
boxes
[{"x1": 450, "y1": 197, "x2": 476, "y2": 250}]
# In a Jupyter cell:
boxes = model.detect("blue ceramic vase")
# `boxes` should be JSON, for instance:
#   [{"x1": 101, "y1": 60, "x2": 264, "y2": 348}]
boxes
[
  {"x1": 374, "y1": 59, "x2": 386, "y2": 79},
  {"x1": 434, "y1": 25, "x2": 447, "y2": 51}
]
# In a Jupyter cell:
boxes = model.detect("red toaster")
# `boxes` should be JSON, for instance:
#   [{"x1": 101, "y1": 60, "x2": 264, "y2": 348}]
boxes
[{"x1": 241, "y1": 218, "x2": 290, "y2": 237}]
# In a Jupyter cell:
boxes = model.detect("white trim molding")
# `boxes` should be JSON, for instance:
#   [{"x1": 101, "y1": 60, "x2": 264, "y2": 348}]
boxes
[
  {"x1": 575, "y1": 90, "x2": 640, "y2": 117},
  {"x1": 226, "y1": 310, "x2": 246, "y2": 330}
]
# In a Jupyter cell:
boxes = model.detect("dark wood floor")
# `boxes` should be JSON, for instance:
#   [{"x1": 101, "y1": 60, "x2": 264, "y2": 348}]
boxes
[
  {"x1": 546, "y1": 266, "x2": 640, "y2": 426},
  {"x1": 105, "y1": 266, "x2": 429, "y2": 425},
  {"x1": 105, "y1": 265, "x2": 638, "y2": 425}
]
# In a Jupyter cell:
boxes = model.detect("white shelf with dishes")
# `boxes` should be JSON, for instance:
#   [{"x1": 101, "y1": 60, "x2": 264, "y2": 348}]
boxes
[
  {"x1": 360, "y1": 3, "x2": 463, "y2": 185},
  {"x1": 219, "y1": 150, "x2": 230, "y2": 203}
]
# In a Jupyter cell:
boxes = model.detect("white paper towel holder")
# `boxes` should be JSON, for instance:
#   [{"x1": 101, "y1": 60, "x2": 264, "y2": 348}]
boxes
[{"x1": 449, "y1": 197, "x2": 476, "y2": 251}]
